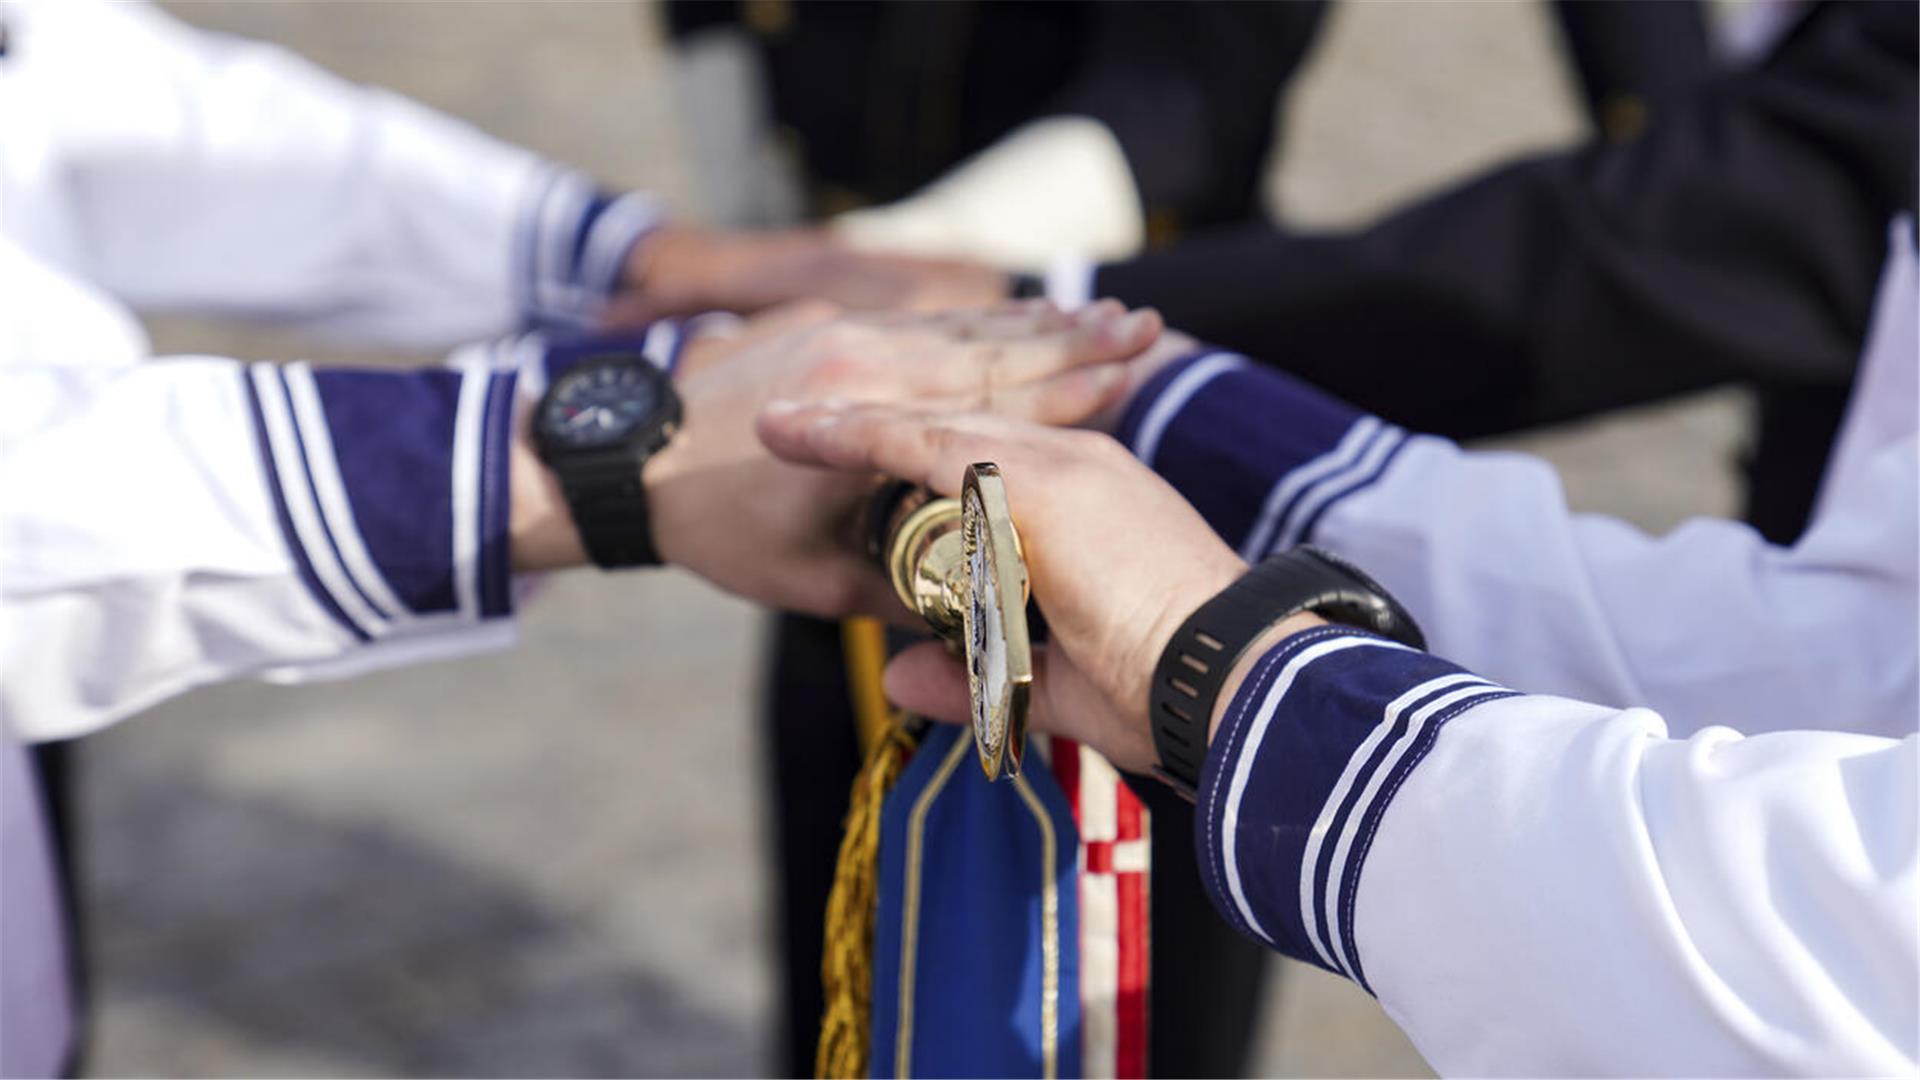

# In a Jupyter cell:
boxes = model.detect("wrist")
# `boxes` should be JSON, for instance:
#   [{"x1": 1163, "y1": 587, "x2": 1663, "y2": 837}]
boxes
[
  {"x1": 621, "y1": 226, "x2": 752, "y2": 319},
  {"x1": 670, "y1": 326, "x2": 734, "y2": 381},
  {"x1": 1148, "y1": 546, "x2": 1422, "y2": 794},
  {"x1": 1122, "y1": 545, "x2": 1245, "y2": 730},
  {"x1": 637, "y1": 430, "x2": 691, "y2": 569},
  {"x1": 508, "y1": 427, "x2": 588, "y2": 572},
  {"x1": 1208, "y1": 612, "x2": 1327, "y2": 742}
]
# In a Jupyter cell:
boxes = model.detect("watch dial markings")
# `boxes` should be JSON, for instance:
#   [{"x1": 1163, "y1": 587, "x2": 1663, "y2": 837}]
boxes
[{"x1": 542, "y1": 361, "x2": 664, "y2": 450}]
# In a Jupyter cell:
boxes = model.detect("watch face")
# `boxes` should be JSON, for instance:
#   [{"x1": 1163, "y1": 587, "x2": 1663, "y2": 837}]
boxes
[{"x1": 538, "y1": 359, "x2": 666, "y2": 452}]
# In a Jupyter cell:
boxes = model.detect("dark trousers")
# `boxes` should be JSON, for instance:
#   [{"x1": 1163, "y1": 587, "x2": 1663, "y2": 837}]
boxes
[{"x1": 30, "y1": 740, "x2": 87, "y2": 1079}]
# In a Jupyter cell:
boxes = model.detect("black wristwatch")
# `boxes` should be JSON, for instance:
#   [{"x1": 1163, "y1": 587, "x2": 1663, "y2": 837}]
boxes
[
  {"x1": 1149, "y1": 546, "x2": 1424, "y2": 797},
  {"x1": 532, "y1": 353, "x2": 681, "y2": 569}
]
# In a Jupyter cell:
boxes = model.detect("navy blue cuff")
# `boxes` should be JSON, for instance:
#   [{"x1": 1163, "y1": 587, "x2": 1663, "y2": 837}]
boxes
[
  {"x1": 244, "y1": 360, "x2": 521, "y2": 641},
  {"x1": 1115, "y1": 350, "x2": 1408, "y2": 561},
  {"x1": 512, "y1": 313, "x2": 731, "y2": 397},
  {"x1": 500, "y1": 319, "x2": 696, "y2": 412},
  {"x1": 1194, "y1": 626, "x2": 1514, "y2": 992},
  {"x1": 515, "y1": 169, "x2": 661, "y2": 333}
]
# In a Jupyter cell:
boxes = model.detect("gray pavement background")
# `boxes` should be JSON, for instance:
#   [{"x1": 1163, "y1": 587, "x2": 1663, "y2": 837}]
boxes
[{"x1": 80, "y1": 2, "x2": 1747, "y2": 1076}]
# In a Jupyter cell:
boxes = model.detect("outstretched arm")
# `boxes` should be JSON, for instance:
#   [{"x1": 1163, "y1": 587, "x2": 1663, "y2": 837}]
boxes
[
  {"x1": 1090, "y1": 1, "x2": 1913, "y2": 437},
  {"x1": 1198, "y1": 624, "x2": 1915, "y2": 1076},
  {"x1": 1, "y1": 298, "x2": 1157, "y2": 741},
  {"x1": 3, "y1": 0, "x2": 657, "y2": 346},
  {"x1": 758, "y1": 396, "x2": 1919, "y2": 1077},
  {"x1": 1104, "y1": 220, "x2": 1917, "y2": 741}
]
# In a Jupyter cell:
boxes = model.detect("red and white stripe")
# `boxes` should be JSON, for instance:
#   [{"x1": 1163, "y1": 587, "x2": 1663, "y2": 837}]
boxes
[{"x1": 1051, "y1": 737, "x2": 1151, "y2": 1078}]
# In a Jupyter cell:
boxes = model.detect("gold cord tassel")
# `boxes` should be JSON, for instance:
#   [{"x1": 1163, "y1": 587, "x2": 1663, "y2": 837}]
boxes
[
  {"x1": 817, "y1": 716, "x2": 915, "y2": 1079},
  {"x1": 818, "y1": 618, "x2": 916, "y2": 1079}
]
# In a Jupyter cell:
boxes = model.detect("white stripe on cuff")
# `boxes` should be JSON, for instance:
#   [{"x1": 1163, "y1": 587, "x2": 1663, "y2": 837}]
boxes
[
  {"x1": 1299, "y1": 673, "x2": 1490, "y2": 977},
  {"x1": 249, "y1": 364, "x2": 389, "y2": 640},
  {"x1": 1320, "y1": 679, "x2": 1501, "y2": 980},
  {"x1": 579, "y1": 192, "x2": 661, "y2": 298},
  {"x1": 449, "y1": 362, "x2": 489, "y2": 621},
  {"x1": 1274, "y1": 423, "x2": 1403, "y2": 555},
  {"x1": 1238, "y1": 416, "x2": 1381, "y2": 562},
  {"x1": 1130, "y1": 352, "x2": 1243, "y2": 468},
  {"x1": 499, "y1": 333, "x2": 550, "y2": 398},
  {"x1": 534, "y1": 173, "x2": 592, "y2": 317},
  {"x1": 1218, "y1": 634, "x2": 1413, "y2": 944},
  {"x1": 281, "y1": 362, "x2": 417, "y2": 627},
  {"x1": 641, "y1": 320, "x2": 681, "y2": 372}
]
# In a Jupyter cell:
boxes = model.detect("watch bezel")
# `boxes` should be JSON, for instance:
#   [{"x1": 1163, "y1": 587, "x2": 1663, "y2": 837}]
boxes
[
  {"x1": 533, "y1": 353, "x2": 681, "y2": 462},
  {"x1": 531, "y1": 351, "x2": 682, "y2": 570}
]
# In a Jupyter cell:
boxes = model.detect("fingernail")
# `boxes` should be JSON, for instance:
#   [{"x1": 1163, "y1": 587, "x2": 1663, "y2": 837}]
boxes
[{"x1": 764, "y1": 399, "x2": 803, "y2": 415}]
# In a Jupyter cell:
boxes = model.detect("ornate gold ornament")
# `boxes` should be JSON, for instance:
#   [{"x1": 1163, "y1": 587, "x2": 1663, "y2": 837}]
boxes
[{"x1": 872, "y1": 465, "x2": 1033, "y2": 780}]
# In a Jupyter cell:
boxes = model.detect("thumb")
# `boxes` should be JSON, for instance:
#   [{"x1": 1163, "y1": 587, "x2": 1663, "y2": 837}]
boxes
[
  {"x1": 883, "y1": 641, "x2": 1152, "y2": 773},
  {"x1": 882, "y1": 640, "x2": 970, "y2": 724}
]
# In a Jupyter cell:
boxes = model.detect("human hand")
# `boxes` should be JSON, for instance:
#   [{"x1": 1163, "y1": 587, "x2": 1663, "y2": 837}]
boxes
[
  {"x1": 1085, "y1": 327, "x2": 1203, "y2": 433},
  {"x1": 640, "y1": 299, "x2": 1161, "y2": 618},
  {"x1": 604, "y1": 226, "x2": 1009, "y2": 327},
  {"x1": 757, "y1": 401, "x2": 1319, "y2": 774}
]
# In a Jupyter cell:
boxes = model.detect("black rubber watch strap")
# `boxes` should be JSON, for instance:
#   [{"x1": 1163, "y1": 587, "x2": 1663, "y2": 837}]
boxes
[
  {"x1": 534, "y1": 355, "x2": 680, "y2": 571},
  {"x1": 1149, "y1": 546, "x2": 1425, "y2": 797},
  {"x1": 558, "y1": 451, "x2": 663, "y2": 569}
]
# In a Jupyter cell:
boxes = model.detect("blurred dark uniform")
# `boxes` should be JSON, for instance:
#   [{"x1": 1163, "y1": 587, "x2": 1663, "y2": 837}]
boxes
[
  {"x1": 1091, "y1": 1, "x2": 1916, "y2": 547},
  {"x1": 661, "y1": 2, "x2": 1715, "y2": 1075}
]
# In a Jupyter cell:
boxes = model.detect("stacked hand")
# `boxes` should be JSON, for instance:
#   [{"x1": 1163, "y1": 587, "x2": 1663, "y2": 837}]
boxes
[
  {"x1": 756, "y1": 400, "x2": 1323, "y2": 774},
  {"x1": 604, "y1": 227, "x2": 1010, "y2": 326},
  {"x1": 518, "y1": 296, "x2": 1283, "y2": 777},
  {"x1": 512, "y1": 299, "x2": 1163, "y2": 620}
]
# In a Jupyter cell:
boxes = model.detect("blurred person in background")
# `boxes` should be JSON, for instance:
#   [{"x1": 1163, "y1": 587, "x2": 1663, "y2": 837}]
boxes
[
  {"x1": 755, "y1": 207, "x2": 1917, "y2": 1077},
  {"x1": 845, "y1": 0, "x2": 1912, "y2": 551},
  {"x1": 658, "y1": 0, "x2": 1717, "y2": 1071},
  {"x1": 0, "y1": 0, "x2": 1132, "y2": 1073},
  {"x1": 1018, "y1": 0, "x2": 1914, "y2": 552}
]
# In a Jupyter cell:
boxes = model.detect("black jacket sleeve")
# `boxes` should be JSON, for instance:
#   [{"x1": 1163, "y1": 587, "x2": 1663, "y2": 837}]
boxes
[{"x1": 1094, "y1": 0, "x2": 1917, "y2": 440}]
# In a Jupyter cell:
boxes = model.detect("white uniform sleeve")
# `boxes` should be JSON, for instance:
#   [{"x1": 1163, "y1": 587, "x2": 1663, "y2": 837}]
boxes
[
  {"x1": 0, "y1": 0, "x2": 658, "y2": 347},
  {"x1": 0, "y1": 352, "x2": 526, "y2": 742},
  {"x1": 1113, "y1": 226, "x2": 1918, "y2": 741},
  {"x1": 1197, "y1": 625, "x2": 1916, "y2": 1076}
]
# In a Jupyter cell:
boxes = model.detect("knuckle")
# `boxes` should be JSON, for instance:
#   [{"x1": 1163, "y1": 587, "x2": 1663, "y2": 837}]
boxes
[
  {"x1": 804, "y1": 351, "x2": 865, "y2": 391},
  {"x1": 1066, "y1": 428, "x2": 1120, "y2": 458},
  {"x1": 814, "y1": 572, "x2": 862, "y2": 616}
]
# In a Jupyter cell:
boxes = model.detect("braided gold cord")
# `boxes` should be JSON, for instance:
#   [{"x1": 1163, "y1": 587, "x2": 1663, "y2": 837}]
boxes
[{"x1": 816, "y1": 714, "x2": 916, "y2": 1079}]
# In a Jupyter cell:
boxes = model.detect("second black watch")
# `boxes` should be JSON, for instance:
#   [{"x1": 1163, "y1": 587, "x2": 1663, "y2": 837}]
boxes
[{"x1": 533, "y1": 353, "x2": 681, "y2": 569}]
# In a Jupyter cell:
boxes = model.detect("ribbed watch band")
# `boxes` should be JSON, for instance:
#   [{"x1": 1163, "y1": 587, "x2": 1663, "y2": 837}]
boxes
[
  {"x1": 1149, "y1": 546, "x2": 1425, "y2": 797},
  {"x1": 558, "y1": 451, "x2": 663, "y2": 568}
]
